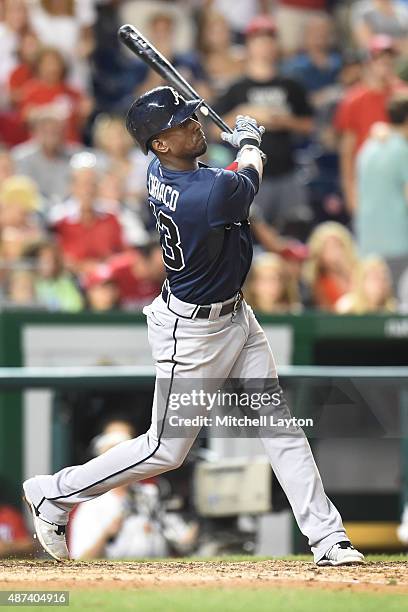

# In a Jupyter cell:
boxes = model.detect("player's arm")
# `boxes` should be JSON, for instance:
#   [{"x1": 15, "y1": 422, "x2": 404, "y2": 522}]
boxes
[
  {"x1": 339, "y1": 130, "x2": 357, "y2": 214},
  {"x1": 237, "y1": 144, "x2": 263, "y2": 179},
  {"x1": 221, "y1": 115, "x2": 265, "y2": 181}
]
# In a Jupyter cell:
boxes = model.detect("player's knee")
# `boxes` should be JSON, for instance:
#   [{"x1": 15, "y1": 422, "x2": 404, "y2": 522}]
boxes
[{"x1": 155, "y1": 444, "x2": 188, "y2": 471}]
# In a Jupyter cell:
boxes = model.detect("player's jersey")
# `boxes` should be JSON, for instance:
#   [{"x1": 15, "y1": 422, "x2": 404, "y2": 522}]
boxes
[{"x1": 147, "y1": 157, "x2": 260, "y2": 304}]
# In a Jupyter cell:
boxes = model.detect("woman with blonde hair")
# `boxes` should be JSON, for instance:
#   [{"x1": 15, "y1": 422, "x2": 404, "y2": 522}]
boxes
[
  {"x1": 304, "y1": 222, "x2": 357, "y2": 311},
  {"x1": 336, "y1": 255, "x2": 397, "y2": 314},
  {"x1": 0, "y1": 175, "x2": 44, "y2": 263},
  {"x1": 245, "y1": 252, "x2": 302, "y2": 314}
]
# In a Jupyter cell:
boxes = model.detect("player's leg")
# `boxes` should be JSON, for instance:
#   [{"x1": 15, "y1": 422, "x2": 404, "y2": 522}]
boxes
[
  {"x1": 228, "y1": 301, "x2": 364, "y2": 565},
  {"x1": 23, "y1": 305, "x2": 202, "y2": 523},
  {"x1": 23, "y1": 296, "x2": 248, "y2": 559}
]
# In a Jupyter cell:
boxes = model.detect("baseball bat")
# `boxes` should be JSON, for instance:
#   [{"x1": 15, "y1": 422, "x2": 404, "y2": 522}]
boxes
[{"x1": 118, "y1": 23, "x2": 232, "y2": 134}]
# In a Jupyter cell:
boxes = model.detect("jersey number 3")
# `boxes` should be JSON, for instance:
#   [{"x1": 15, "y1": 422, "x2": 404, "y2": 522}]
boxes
[{"x1": 158, "y1": 211, "x2": 185, "y2": 271}]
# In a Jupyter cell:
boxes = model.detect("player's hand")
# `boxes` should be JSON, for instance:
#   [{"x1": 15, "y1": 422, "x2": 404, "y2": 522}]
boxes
[{"x1": 221, "y1": 115, "x2": 265, "y2": 149}]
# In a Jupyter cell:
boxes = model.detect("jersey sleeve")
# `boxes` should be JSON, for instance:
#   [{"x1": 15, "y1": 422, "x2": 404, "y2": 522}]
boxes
[{"x1": 206, "y1": 167, "x2": 260, "y2": 226}]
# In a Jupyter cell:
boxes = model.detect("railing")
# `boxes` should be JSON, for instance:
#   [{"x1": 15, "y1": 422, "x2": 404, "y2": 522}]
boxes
[{"x1": 0, "y1": 365, "x2": 407, "y2": 388}]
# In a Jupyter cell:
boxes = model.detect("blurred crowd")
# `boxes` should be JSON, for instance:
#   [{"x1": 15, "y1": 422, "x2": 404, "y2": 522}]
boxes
[{"x1": 0, "y1": 0, "x2": 408, "y2": 315}]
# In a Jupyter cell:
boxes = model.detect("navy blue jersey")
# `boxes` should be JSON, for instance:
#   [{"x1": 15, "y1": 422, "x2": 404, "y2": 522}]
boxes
[{"x1": 147, "y1": 157, "x2": 260, "y2": 305}]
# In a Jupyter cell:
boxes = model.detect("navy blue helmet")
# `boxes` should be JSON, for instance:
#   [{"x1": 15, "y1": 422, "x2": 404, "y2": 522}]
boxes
[{"x1": 126, "y1": 86, "x2": 204, "y2": 154}]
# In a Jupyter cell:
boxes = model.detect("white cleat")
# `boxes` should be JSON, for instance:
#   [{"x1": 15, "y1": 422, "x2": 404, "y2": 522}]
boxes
[
  {"x1": 23, "y1": 483, "x2": 69, "y2": 562},
  {"x1": 316, "y1": 541, "x2": 365, "y2": 566}
]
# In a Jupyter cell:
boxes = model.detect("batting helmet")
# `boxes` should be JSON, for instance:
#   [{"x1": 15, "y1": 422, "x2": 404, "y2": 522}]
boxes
[{"x1": 126, "y1": 86, "x2": 204, "y2": 155}]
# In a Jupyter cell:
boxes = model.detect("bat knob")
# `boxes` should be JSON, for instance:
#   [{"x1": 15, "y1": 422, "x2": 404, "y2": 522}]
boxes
[{"x1": 118, "y1": 24, "x2": 136, "y2": 41}]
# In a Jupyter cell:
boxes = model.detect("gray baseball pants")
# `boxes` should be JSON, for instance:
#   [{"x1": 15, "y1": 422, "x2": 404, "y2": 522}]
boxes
[{"x1": 25, "y1": 292, "x2": 348, "y2": 562}]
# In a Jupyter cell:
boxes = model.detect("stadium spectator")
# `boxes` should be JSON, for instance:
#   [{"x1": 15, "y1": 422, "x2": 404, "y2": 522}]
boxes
[
  {"x1": 197, "y1": 10, "x2": 245, "y2": 96},
  {"x1": 339, "y1": 50, "x2": 365, "y2": 91},
  {"x1": 245, "y1": 253, "x2": 302, "y2": 313},
  {"x1": 304, "y1": 221, "x2": 357, "y2": 310},
  {"x1": 83, "y1": 270, "x2": 120, "y2": 312},
  {"x1": 98, "y1": 170, "x2": 151, "y2": 248},
  {"x1": 336, "y1": 255, "x2": 397, "y2": 313},
  {"x1": 282, "y1": 13, "x2": 342, "y2": 112},
  {"x1": 0, "y1": 0, "x2": 30, "y2": 99},
  {"x1": 4, "y1": 269, "x2": 37, "y2": 308},
  {"x1": 355, "y1": 94, "x2": 408, "y2": 259},
  {"x1": 0, "y1": 148, "x2": 15, "y2": 183},
  {"x1": 0, "y1": 477, "x2": 34, "y2": 558},
  {"x1": 352, "y1": 0, "x2": 408, "y2": 53},
  {"x1": 215, "y1": 15, "x2": 314, "y2": 242},
  {"x1": 12, "y1": 104, "x2": 81, "y2": 206},
  {"x1": 94, "y1": 248, "x2": 164, "y2": 310},
  {"x1": 49, "y1": 153, "x2": 126, "y2": 274},
  {"x1": 335, "y1": 34, "x2": 407, "y2": 213},
  {"x1": 275, "y1": 0, "x2": 331, "y2": 54},
  {"x1": 90, "y1": 0, "x2": 148, "y2": 114},
  {"x1": 134, "y1": 10, "x2": 209, "y2": 101},
  {"x1": 92, "y1": 114, "x2": 151, "y2": 209},
  {"x1": 33, "y1": 241, "x2": 83, "y2": 312},
  {"x1": 8, "y1": 31, "x2": 40, "y2": 107},
  {"x1": 120, "y1": 0, "x2": 195, "y2": 53},
  {"x1": 27, "y1": 0, "x2": 96, "y2": 91},
  {"x1": 201, "y1": 0, "x2": 269, "y2": 41},
  {"x1": 19, "y1": 46, "x2": 93, "y2": 143},
  {"x1": 82, "y1": 244, "x2": 164, "y2": 311},
  {"x1": 0, "y1": 175, "x2": 44, "y2": 264}
]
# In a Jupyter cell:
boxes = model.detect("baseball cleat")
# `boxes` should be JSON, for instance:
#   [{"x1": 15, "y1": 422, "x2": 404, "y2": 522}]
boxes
[
  {"x1": 22, "y1": 483, "x2": 69, "y2": 562},
  {"x1": 316, "y1": 541, "x2": 365, "y2": 566}
]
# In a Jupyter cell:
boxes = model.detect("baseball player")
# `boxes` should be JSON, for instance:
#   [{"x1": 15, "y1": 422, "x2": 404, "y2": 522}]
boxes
[{"x1": 23, "y1": 86, "x2": 364, "y2": 566}]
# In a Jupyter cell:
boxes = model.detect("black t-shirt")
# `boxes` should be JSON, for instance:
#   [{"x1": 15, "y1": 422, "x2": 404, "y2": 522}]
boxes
[{"x1": 214, "y1": 76, "x2": 313, "y2": 177}]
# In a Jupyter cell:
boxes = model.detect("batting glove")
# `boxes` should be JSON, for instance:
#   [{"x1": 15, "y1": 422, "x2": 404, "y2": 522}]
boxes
[{"x1": 221, "y1": 115, "x2": 265, "y2": 149}]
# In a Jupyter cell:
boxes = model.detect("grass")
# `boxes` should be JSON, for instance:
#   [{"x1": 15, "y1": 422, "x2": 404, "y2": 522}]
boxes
[{"x1": 19, "y1": 588, "x2": 408, "y2": 612}]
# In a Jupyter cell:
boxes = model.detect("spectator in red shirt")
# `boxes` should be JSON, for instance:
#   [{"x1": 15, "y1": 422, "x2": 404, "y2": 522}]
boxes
[
  {"x1": 8, "y1": 31, "x2": 40, "y2": 107},
  {"x1": 50, "y1": 153, "x2": 126, "y2": 275},
  {"x1": 19, "y1": 46, "x2": 93, "y2": 143},
  {"x1": 84, "y1": 247, "x2": 164, "y2": 311},
  {"x1": 0, "y1": 477, "x2": 34, "y2": 558},
  {"x1": 335, "y1": 34, "x2": 407, "y2": 213}
]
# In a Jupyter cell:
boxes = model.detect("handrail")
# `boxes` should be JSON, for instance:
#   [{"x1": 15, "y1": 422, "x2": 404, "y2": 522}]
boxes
[{"x1": 0, "y1": 365, "x2": 405, "y2": 389}]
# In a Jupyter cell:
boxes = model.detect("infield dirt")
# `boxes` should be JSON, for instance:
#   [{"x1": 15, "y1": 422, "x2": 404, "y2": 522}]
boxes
[{"x1": 0, "y1": 560, "x2": 407, "y2": 593}]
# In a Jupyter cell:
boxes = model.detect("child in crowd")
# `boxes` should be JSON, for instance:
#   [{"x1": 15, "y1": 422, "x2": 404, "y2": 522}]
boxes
[{"x1": 33, "y1": 241, "x2": 83, "y2": 312}]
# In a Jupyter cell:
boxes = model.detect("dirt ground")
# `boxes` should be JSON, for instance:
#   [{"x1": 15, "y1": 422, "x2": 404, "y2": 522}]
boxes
[{"x1": 0, "y1": 560, "x2": 407, "y2": 593}]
